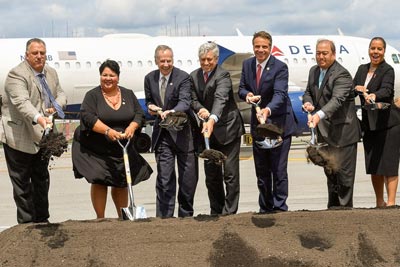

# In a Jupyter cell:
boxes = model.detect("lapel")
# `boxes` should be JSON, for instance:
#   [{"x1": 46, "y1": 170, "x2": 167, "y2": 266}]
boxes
[
  {"x1": 202, "y1": 69, "x2": 215, "y2": 99},
  {"x1": 153, "y1": 70, "x2": 164, "y2": 107},
  {"x1": 163, "y1": 68, "x2": 175, "y2": 108}
]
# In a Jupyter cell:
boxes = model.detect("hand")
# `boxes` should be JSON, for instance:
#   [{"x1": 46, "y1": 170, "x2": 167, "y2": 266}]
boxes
[
  {"x1": 202, "y1": 118, "x2": 215, "y2": 137},
  {"x1": 302, "y1": 102, "x2": 315, "y2": 112},
  {"x1": 355, "y1": 85, "x2": 368, "y2": 94},
  {"x1": 148, "y1": 104, "x2": 161, "y2": 116},
  {"x1": 364, "y1": 93, "x2": 376, "y2": 104},
  {"x1": 309, "y1": 113, "x2": 321, "y2": 127},
  {"x1": 160, "y1": 110, "x2": 173, "y2": 120},
  {"x1": 107, "y1": 129, "x2": 123, "y2": 141},
  {"x1": 246, "y1": 93, "x2": 261, "y2": 104},
  {"x1": 38, "y1": 115, "x2": 53, "y2": 129},
  {"x1": 260, "y1": 108, "x2": 270, "y2": 122},
  {"x1": 123, "y1": 124, "x2": 138, "y2": 139},
  {"x1": 197, "y1": 108, "x2": 210, "y2": 120}
]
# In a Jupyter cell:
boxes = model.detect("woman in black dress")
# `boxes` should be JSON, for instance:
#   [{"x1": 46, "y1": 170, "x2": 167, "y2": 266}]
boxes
[
  {"x1": 354, "y1": 37, "x2": 400, "y2": 207},
  {"x1": 72, "y1": 60, "x2": 152, "y2": 218}
]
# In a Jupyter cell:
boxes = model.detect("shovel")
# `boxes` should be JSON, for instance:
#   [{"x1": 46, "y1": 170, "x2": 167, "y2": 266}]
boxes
[
  {"x1": 250, "y1": 100, "x2": 283, "y2": 139},
  {"x1": 198, "y1": 119, "x2": 226, "y2": 165},
  {"x1": 358, "y1": 91, "x2": 390, "y2": 111},
  {"x1": 117, "y1": 137, "x2": 147, "y2": 220},
  {"x1": 305, "y1": 112, "x2": 338, "y2": 174}
]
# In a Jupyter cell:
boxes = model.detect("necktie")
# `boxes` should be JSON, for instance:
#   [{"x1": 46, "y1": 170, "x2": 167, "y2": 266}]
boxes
[
  {"x1": 204, "y1": 72, "x2": 209, "y2": 83},
  {"x1": 318, "y1": 70, "x2": 326, "y2": 88},
  {"x1": 256, "y1": 64, "x2": 262, "y2": 89},
  {"x1": 38, "y1": 74, "x2": 65, "y2": 118},
  {"x1": 160, "y1": 76, "x2": 167, "y2": 105}
]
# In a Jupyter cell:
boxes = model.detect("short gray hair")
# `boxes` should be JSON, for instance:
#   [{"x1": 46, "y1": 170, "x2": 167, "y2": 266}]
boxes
[
  {"x1": 154, "y1": 45, "x2": 173, "y2": 62},
  {"x1": 198, "y1": 42, "x2": 219, "y2": 58}
]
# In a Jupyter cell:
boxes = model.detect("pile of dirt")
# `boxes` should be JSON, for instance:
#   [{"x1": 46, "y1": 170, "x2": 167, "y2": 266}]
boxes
[{"x1": 1, "y1": 208, "x2": 400, "y2": 267}]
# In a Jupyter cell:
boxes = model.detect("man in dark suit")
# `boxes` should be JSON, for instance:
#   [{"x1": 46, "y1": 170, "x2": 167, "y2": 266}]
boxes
[
  {"x1": 144, "y1": 45, "x2": 198, "y2": 218},
  {"x1": 191, "y1": 42, "x2": 245, "y2": 215},
  {"x1": 238, "y1": 31, "x2": 297, "y2": 213},
  {"x1": 303, "y1": 39, "x2": 361, "y2": 208},
  {"x1": 0, "y1": 38, "x2": 67, "y2": 223}
]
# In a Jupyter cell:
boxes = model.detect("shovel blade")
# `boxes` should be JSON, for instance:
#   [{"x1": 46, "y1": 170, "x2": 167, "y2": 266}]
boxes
[{"x1": 121, "y1": 206, "x2": 147, "y2": 221}]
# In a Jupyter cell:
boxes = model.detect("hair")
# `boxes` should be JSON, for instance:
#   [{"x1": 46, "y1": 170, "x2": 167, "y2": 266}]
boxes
[
  {"x1": 25, "y1": 38, "x2": 46, "y2": 52},
  {"x1": 198, "y1": 42, "x2": 219, "y2": 58},
  {"x1": 369, "y1": 36, "x2": 386, "y2": 50},
  {"x1": 99, "y1": 59, "x2": 120, "y2": 76},
  {"x1": 252, "y1": 31, "x2": 272, "y2": 45},
  {"x1": 154, "y1": 45, "x2": 173, "y2": 62},
  {"x1": 316, "y1": 39, "x2": 336, "y2": 54}
]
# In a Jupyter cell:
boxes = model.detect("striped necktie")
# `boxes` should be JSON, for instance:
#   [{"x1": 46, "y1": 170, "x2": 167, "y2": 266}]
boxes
[{"x1": 38, "y1": 74, "x2": 65, "y2": 118}]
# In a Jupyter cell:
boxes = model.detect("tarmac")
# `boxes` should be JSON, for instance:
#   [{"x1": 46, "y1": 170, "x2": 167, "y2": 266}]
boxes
[{"x1": 0, "y1": 137, "x2": 397, "y2": 231}]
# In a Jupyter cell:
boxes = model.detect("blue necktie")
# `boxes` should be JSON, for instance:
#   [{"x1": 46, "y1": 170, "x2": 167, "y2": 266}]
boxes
[
  {"x1": 318, "y1": 70, "x2": 326, "y2": 88},
  {"x1": 38, "y1": 74, "x2": 65, "y2": 118}
]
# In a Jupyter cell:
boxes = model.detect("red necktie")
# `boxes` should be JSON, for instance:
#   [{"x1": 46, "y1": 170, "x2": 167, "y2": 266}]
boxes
[
  {"x1": 256, "y1": 64, "x2": 262, "y2": 89},
  {"x1": 204, "y1": 72, "x2": 209, "y2": 83}
]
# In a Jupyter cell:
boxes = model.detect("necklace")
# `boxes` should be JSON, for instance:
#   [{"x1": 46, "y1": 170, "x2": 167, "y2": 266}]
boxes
[{"x1": 102, "y1": 87, "x2": 121, "y2": 108}]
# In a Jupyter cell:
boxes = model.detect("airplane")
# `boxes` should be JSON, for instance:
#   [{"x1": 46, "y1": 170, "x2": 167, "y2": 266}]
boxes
[{"x1": 1, "y1": 33, "x2": 400, "y2": 152}]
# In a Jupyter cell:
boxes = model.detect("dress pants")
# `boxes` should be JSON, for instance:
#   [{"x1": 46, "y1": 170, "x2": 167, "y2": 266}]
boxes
[
  {"x1": 204, "y1": 136, "x2": 241, "y2": 215},
  {"x1": 324, "y1": 143, "x2": 357, "y2": 208},
  {"x1": 253, "y1": 135, "x2": 292, "y2": 212},
  {"x1": 154, "y1": 132, "x2": 198, "y2": 218},
  {"x1": 3, "y1": 144, "x2": 50, "y2": 223}
]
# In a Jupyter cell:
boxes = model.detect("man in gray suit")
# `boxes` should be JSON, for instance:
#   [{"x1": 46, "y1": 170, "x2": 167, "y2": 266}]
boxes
[
  {"x1": 303, "y1": 39, "x2": 361, "y2": 208},
  {"x1": 191, "y1": 42, "x2": 245, "y2": 215},
  {"x1": 0, "y1": 38, "x2": 67, "y2": 223},
  {"x1": 144, "y1": 45, "x2": 198, "y2": 218}
]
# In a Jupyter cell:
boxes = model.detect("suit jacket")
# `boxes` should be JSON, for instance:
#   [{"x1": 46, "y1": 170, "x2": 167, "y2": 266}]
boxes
[
  {"x1": 0, "y1": 60, "x2": 67, "y2": 154},
  {"x1": 303, "y1": 61, "x2": 361, "y2": 147},
  {"x1": 144, "y1": 67, "x2": 195, "y2": 152},
  {"x1": 353, "y1": 61, "x2": 400, "y2": 131},
  {"x1": 238, "y1": 56, "x2": 297, "y2": 139},
  {"x1": 190, "y1": 65, "x2": 244, "y2": 146}
]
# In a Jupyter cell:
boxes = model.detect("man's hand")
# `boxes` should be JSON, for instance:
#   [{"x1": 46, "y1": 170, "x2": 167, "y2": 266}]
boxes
[
  {"x1": 148, "y1": 104, "x2": 162, "y2": 116},
  {"x1": 309, "y1": 113, "x2": 321, "y2": 127},
  {"x1": 246, "y1": 93, "x2": 261, "y2": 104},
  {"x1": 302, "y1": 102, "x2": 315, "y2": 113},
  {"x1": 202, "y1": 118, "x2": 215, "y2": 137},
  {"x1": 197, "y1": 108, "x2": 210, "y2": 120}
]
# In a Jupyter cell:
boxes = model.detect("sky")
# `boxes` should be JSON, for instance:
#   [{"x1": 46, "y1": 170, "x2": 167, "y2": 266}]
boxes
[{"x1": 1, "y1": 0, "x2": 400, "y2": 49}]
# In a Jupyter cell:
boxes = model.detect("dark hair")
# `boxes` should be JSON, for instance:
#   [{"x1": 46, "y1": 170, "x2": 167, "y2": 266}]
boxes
[
  {"x1": 26, "y1": 38, "x2": 46, "y2": 52},
  {"x1": 252, "y1": 31, "x2": 272, "y2": 45},
  {"x1": 316, "y1": 39, "x2": 336, "y2": 54},
  {"x1": 99, "y1": 59, "x2": 120, "y2": 76},
  {"x1": 370, "y1": 37, "x2": 386, "y2": 50}
]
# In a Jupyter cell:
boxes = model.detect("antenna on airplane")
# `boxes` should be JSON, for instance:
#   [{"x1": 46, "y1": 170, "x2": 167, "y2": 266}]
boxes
[
  {"x1": 236, "y1": 28, "x2": 244, "y2": 36},
  {"x1": 337, "y1": 28, "x2": 344, "y2": 36}
]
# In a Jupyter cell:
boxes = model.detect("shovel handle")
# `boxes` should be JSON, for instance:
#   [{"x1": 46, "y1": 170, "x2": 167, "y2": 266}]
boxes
[{"x1": 202, "y1": 121, "x2": 211, "y2": 150}]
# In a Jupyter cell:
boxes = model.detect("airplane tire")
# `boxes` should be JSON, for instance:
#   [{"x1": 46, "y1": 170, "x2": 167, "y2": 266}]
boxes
[{"x1": 134, "y1": 132, "x2": 151, "y2": 153}]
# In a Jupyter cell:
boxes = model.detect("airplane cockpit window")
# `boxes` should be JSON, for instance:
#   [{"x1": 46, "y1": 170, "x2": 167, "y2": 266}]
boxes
[
  {"x1": 65, "y1": 62, "x2": 70, "y2": 69},
  {"x1": 137, "y1": 61, "x2": 143, "y2": 67},
  {"x1": 391, "y1": 54, "x2": 399, "y2": 64},
  {"x1": 147, "y1": 60, "x2": 152, "y2": 67},
  {"x1": 75, "y1": 62, "x2": 81, "y2": 69},
  {"x1": 54, "y1": 62, "x2": 60, "y2": 69},
  {"x1": 127, "y1": 61, "x2": 133, "y2": 68},
  {"x1": 176, "y1": 60, "x2": 182, "y2": 67},
  {"x1": 86, "y1": 62, "x2": 91, "y2": 68}
]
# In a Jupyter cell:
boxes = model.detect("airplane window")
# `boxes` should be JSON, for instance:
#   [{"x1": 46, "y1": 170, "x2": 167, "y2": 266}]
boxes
[
  {"x1": 392, "y1": 54, "x2": 400, "y2": 64},
  {"x1": 302, "y1": 58, "x2": 307, "y2": 64},
  {"x1": 96, "y1": 61, "x2": 102, "y2": 67},
  {"x1": 65, "y1": 62, "x2": 70, "y2": 69},
  {"x1": 127, "y1": 61, "x2": 133, "y2": 68},
  {"x1": 118, "y1": 61, "x2": 122, "y2": 67},
  {"x1": 311, "y1": 58, "x2": 316, "y2": 63},
  {"x1": 54, "y1": 62, "x2": 60, "y2": 69},
  {"x1": 147, "y1": 60, "x2": 152, "y2": 67},
  {"x1": 176, "y1": 60, "x2": 182, "y2": 67},
  {"x1": 86, "y1": 62, "x2": 91, "y2": 68},
  {"x1": 75, "y1": 62, "x2": 81, "y2": 69},
  {"x1": 187, "y1": 60, "x2": 192, "y2": 66},
  {"x1": 293, "y1": 58, "x2": 298, "y2": 64},
  {"x1": 337, "y1": 57, "x2": 343, "y2": 63},
  {"x1": 137, "y1": 61, "x2": 143, "y2": 67}
]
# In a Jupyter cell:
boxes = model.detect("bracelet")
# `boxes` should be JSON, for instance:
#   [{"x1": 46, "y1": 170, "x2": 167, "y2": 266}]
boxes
[{"x1": 105, "y1": 128, "x2": 111, "y2": 136}]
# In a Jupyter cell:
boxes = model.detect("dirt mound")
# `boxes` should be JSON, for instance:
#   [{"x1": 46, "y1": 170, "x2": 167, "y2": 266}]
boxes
[{"x1": 1, "y1": 208, "x2": 400, "y2": 267}]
